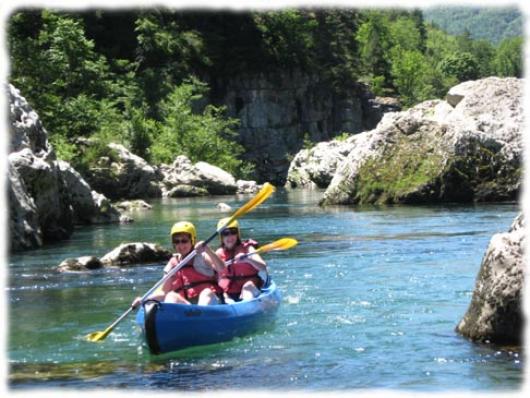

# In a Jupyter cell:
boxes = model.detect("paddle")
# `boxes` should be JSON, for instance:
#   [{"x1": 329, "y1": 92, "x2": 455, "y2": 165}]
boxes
[
  {"x1": 224, "y1": 237, "x2": 298, "y2": 266},
  {"x1": 86, "y1": 182, "x2": 276, "y2": 342}
]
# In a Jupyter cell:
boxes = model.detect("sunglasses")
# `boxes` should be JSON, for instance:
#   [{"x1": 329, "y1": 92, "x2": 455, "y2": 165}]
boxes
[
  {"x1": 173, "y1": 239, "x2": 190, "y2": 245},
  {"x1": 221, "y1": 228, "x2": 238, "y2": 237}
]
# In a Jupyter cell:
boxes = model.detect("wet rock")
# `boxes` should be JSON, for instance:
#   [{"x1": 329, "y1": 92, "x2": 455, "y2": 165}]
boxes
[
  {"x1": 84, "y1": 143, "x2": 162, "y2": 200},
  {"x1": 166, "y1": 184, "x2": 209, "y2": 197},
  {"x1": 286, "y1": 137, "x2": 356, "y2": 189},
  {"x1": 115, "y1": 199, "x2": 153, "y2": 212},
  {"x1": 456, "y1": 213, "x2": 524, "y2": 345},
  {"x1": 100, "y1": 242, "x2": 172, "y2": 267},
  {"x1": 119, "y1": 215, "x2": 134, "y2": 224},
  {"x1": 320, "y1": 77, "x2": 522, "y2": 205},
  {"x1": 57, "y1": 256, "x2": 103, "y2": 272},
  {"x1": 160, "y1": 155, "x2": 237, "y2": 196},
  {"x1": 236, "y1": 179, "x2": 259, "y2": 194},
  {"x1": 216, "y1": 202, "x2": 232, "y2": 212}
]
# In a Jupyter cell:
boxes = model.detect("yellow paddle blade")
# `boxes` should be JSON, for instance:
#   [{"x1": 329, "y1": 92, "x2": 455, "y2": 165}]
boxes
[
  {"x1": 86, "y1": 328, "x2": 111, "y2": 342},
  {"x1": 256, "y1": 238, "x2": 298, "y2": 254},
  {"x1": 224, "y1": 182, "x2": 275, "y2": 228}
]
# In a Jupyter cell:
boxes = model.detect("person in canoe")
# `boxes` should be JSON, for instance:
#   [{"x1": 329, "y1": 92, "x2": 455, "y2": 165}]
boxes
[
  {"x1": 215, "y1": 217, "x2": 268, "y2": 303},
  {"x1": 132, "y1": 221, "x2": 225, "y2": 307}
]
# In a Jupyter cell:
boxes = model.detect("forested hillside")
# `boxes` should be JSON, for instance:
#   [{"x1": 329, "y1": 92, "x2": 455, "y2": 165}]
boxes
[
  {"x1": 8, "y1": 8, "x2": 522, "y2": 182},
  {"x1": 423, "y1": 7, "x2": 522, "y2": 44}
]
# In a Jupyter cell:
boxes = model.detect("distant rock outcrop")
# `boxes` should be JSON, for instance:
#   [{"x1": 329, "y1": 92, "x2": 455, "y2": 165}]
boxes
[
  {"x1": 8, "y1": 84, "x2": 121, "y2": 251},
  {"x1": 456, "y1": 213, "x2": 525, "y2": 345},
  {"x1": 159, "y1": 155, "x2": 237, "y2": 196},
  {"x1": 84, "y1": 143, "x2": 162, "y2": 200},
  {"x1": 317, "y1": 77, "x2": 522, "y2": 205}
]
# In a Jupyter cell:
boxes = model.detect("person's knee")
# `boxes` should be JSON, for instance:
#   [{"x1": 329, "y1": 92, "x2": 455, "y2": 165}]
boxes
[
  {"x1": 198, "y1": 288, "x2": 219, "y2": 305},
  {"x1": 241, "y1": 282, "x2": 259, "y2": 300}
]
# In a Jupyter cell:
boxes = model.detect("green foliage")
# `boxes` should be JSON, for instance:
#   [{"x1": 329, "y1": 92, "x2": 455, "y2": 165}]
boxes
[
  {"x1": 423, "y1": 6, "x2": 522, "y2": 44},
  {"x1": 334, "y1": 132, "x2": 351, "y2": 142},
  {"x1": 7, "y1": 7, "x2": 523, "y2": 183},
  {"x1": 151, "y1": 79, "x2": 246, "y2": 177},
  {"x1": 302, "y1": 132, "x2": 315, "y2": 149},
  {"x1": 492, "y1": 37, "x2": 523, "y2": 77},
  {"x1": 439, "y1": 52, "x2": 479, "y2": 81},
  {"x1": 357, "y1": 12, "x2": 393, "y2": 87},
  {"x1": 390, "y1": 48, "x2": 434, "y2": 107}
]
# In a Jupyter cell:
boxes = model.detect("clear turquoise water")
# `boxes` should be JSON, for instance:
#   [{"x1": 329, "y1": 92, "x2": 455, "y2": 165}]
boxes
[{"x1": 8, "y1": 190, "x2": 523, "y2": 390}]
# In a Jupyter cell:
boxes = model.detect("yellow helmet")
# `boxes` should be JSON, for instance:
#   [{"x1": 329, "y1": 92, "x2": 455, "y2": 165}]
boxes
[
  {"x1": 170, "y1": 221, "x2": 196, "y2": 245},
  {"x1": 217, "y1": 217, "x2": 239, "y2": 231},
  {"x1": 217, "y1": 217, "x2": 240, "y2": 240}
]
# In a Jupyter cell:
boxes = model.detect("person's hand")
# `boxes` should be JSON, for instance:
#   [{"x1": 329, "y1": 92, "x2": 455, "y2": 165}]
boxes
[
  {"x1": 131, "y1": 296, "x2": 142, "y2": 309},
  {"x1": 195, "y1": 241, "x2": 206, "y2": 254},
  {"x1": 234, "y1": 253, "x2": 246, "y2": 262}
]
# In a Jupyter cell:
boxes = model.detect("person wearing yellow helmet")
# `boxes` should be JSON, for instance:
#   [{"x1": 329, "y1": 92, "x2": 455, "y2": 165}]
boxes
[
  {"x1": 215, "y1": 217, "x2": 268, "y2": 303},
  {"x1": 132, "y1": 221, "x2": 225, "y2": 307}
]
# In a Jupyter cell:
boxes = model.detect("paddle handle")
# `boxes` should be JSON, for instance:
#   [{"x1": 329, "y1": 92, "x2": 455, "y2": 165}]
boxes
[
  {"x1": 224, "y1": 252, "x2": 257, "y2": 267},
  {"x1": 139, "y1": 228, "x2": 221, "y2": 303}
]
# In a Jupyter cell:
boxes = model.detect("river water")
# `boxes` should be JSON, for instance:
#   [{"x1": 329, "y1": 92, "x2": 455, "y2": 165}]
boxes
[{"x1": 7, "y1": 189, "x2": 523, "y2": 391}]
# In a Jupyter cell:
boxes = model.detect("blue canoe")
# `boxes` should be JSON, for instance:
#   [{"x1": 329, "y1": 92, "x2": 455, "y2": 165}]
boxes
[{"x1": 135, "y1": 280, "x2": 281, "y2": 354}]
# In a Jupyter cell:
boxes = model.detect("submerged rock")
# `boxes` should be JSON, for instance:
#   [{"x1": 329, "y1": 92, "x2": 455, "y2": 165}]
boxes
[
  {"x1": 100, "y1": 242, "x2": 172, "y2": 267},
  {"x1": 216, "y1": 202, "x2": 232, "y2": 212},
  {"x1": 320, "y1": 77, "x2": 523, "y2": 205},
  {"x1": 456, "y1": 213, "x2": 524, "y2": 345},
  {"x1": 58, "y1": 256, "x2": 103, "y2": 272}
]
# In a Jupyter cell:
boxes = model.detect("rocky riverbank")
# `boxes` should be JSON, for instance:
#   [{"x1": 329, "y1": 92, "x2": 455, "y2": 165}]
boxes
[
  {"x1": 7, "y1": 85, "x2": 258, "y2": 252},
  {"x1": 8, "y1": 84, "x2": 121, "y2": 251},
  {"x1": 286, "y1": 77, "x2": 522, "y2": 205}
]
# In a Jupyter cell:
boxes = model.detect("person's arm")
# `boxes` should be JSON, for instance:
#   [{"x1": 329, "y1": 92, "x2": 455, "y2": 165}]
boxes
[
  {"x1": 235, "y1": 245, "x2": 267, "y2": 271},
  {"x1": 196, "y1": 241, "x2": 225, "y2": 273}
]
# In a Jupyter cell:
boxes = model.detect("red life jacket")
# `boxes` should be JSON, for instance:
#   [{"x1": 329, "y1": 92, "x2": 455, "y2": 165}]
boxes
[
  {"x1": 217, "y1": 240, "x2": 263, "y2": 295},
  {"x1": 168, "y1": 256, "x2": 220, "y2": 300}
]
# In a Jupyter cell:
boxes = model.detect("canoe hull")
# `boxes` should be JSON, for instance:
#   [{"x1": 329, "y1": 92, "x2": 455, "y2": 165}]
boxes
[{"x1": 136, "y1": 281, "x2": 281, "y2": 354}]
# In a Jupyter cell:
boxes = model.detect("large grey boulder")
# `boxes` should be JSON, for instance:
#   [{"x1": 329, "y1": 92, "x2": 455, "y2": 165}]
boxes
[
  {"x1": 285, "y1": 137, "x2": 356, "y2": 189},
  {"x1": 8, "y1": 84, "x2": 121, "y2": 251},
  {"x1": 57, "y1": 160, "x2": 120, "y2": 224},
  {"x1": 159, "y1": 155, "x2": 237, "y2": 196},
  {"x1": 320, "y1": 77, "x2": 523, "y2": 205},
  {"x1": 85, "y1": 143, "x2": 162, "y2": 200},
  {"x1": 100, "y1": 242, "x2": 172, "y2": 267},
  {"x1": 456, "y1": 213, "x2": 525, "y2": 345}
]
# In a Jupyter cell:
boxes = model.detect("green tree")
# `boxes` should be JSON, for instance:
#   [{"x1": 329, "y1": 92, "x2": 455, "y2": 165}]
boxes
[
  {"x1": 152, "y1": 79, "x2": 251, "y2": 177},
  {"x1": 390, "y1": 48, "x2": 433, "y2": 107},
  {"x1": 357, "y1": 12, "x2": 393, "y2": 88},
  {"x1": 492, "y1": 36, "x2": 523, "y2": 77},
  {"x1": 439, "y1": 52, "x2": 480, "y2": 81}
]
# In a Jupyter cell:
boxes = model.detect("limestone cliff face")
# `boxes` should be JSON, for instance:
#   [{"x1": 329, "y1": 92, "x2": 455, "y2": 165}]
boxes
[
  {"x1": 210, "y1": 70, "x2": 399, "y2": 184},
  {"x1": 7, "y1": 84, "x2": 120, "y2": 252}
]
